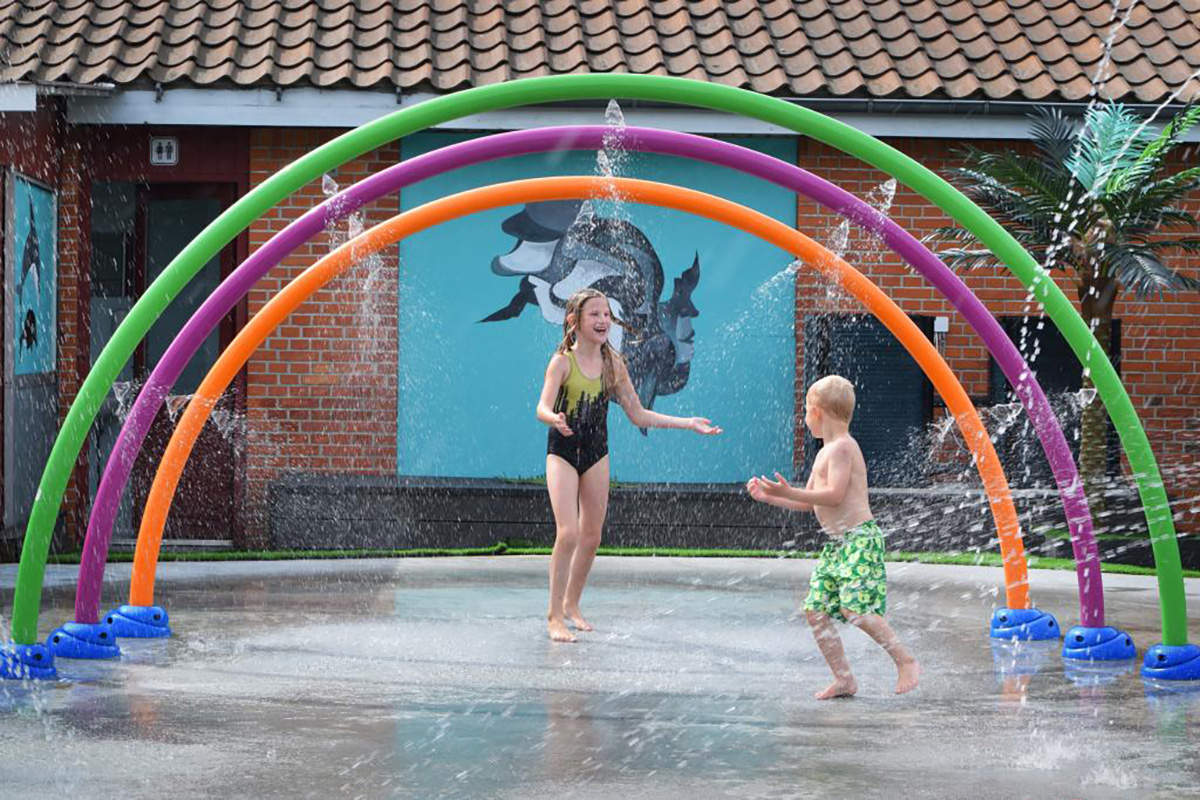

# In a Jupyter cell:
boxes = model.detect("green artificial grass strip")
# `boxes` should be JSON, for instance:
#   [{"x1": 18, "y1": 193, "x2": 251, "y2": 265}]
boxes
[
  {"x1": 503, "y1": 546, "x2": 817, "y2": 558},
  {"x1": 45, "y1": 544, "x2": 509, "y2": 564},
  {"x1": 1038, "y1": 528, "x2": 1150, "y2": 543},
  {"x1": 38, "y1": 542, "x2": 1199, "y2": 578},
  {"x1": 888, "y1": 550, "x2": 1200, "y2": 578}
]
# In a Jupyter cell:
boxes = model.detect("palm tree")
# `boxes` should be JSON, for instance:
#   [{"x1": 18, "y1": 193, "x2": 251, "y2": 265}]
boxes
[{"x1": 929, "y1": 102, "x2": 1200, "y2": 509}]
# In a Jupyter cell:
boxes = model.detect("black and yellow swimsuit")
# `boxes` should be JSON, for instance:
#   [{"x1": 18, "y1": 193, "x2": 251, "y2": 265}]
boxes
[{"x1": 548, "y1": 351, "x2": 610, "y2": 475}]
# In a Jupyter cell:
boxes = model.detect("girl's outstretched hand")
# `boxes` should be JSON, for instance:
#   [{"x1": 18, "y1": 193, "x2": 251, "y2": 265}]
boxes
[
  {"x1": 553, "y1": 412, "x2": 574, "y2": 437},
  {"x1": 688, "y1": 417, "x2": 722, "y2": 435}
]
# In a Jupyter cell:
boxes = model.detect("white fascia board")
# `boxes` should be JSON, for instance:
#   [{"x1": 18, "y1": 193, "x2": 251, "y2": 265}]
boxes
[
  {"x1": 67, "y1": 87, "x2": 798, "y2": 133},
  {"x1": 0, "y1": 84, "x2": 38, "y2": 112},
  {"x1": 399, "y1": 94, "x2": 1036, "y2": 139},
  {"x1": 66, "y1": 87, "x2": 1030, "y2": 138},
  {"x1": 68, "y1": 88, "x2": 394, "y2": 127},
  {"x1": 65, "y1": 87, "x2": 1200, "y2": 141}
]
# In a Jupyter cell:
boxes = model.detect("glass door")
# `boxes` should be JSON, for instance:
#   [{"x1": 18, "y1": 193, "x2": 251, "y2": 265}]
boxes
[{"x1": 89, "y1": 181, "x2": 242, "y2": 540}]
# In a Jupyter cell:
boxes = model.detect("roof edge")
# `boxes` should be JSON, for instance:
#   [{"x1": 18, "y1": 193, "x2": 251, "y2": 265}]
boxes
[{"x1": 53, "y1": 87, "x2": 1200, "y2": 142}]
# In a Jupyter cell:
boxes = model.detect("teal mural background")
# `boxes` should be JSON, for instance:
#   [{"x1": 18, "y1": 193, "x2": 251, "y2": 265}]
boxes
[
  {"x1": 396, "y1": 131, "x2": 797, "y2": 483},
  {"x1": 10, "y1": 174, "x2": 57, "y2": 376}
]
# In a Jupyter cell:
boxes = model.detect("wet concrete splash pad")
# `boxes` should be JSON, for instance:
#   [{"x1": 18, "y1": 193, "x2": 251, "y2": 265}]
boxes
[{"x1": 2, "y1": 556, "x2": 1197, "y2": 798}]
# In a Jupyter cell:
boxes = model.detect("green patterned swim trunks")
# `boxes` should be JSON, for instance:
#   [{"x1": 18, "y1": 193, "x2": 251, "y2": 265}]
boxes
[{"x1": 804, "y1": 519, "x2": 887, "y2": 623}]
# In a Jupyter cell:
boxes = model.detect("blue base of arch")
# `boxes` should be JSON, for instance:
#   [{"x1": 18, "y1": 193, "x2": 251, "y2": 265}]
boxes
[
  {"x1": 0, "y1": 642, "x2": 57, "y2": 680},
  {"x1": 105, "y1": 605, "x2": 172, "y2": 638},
  {"x1": 1141, "y1": 644, "x2": 1200, "y2": 681},
  {"x1": 989, "y1": 608, "x2": 1060, "y2": 641},
  {"x1": 48, "y1": 621, "x2": 121, "y2": 660},
  {"x1": 1061, "y1": 625, "x2": 1137, "y2": 661}
]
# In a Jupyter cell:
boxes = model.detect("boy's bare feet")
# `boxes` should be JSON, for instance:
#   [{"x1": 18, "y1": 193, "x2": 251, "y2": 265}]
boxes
[
  {"x1": 814, "y1": 676, "x2": 857, "y2": 700},
  {"x1": 895, "y1": 658, "x2": 920, "y2": 694},
  {"x1": 547, "y1": 618, "x2": 577, "y2": 643},
  {"x1": 565, "y1": 607, "x2": 594, "y2": 632}
]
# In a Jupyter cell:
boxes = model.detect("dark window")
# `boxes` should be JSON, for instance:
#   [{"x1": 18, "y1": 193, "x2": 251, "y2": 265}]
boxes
[
  {"x1": 803, "y1": 314, "x2": 934, "y2": 488},
  {"x1": 987, "y1": 316, "x2": 1122, "y2": 485}
]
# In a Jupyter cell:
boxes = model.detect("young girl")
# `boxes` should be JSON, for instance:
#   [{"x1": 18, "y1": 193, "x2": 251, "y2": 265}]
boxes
[{"x1": 536, "y1": 288, "x2": 721, "y2": 642}]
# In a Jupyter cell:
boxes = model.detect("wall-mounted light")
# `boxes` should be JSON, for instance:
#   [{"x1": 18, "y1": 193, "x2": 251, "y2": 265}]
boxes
[{"x1": 934, "y1": 315, "x2": 949, "y2": 356}]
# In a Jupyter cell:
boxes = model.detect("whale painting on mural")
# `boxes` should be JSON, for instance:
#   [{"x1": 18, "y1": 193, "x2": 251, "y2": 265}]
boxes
[
  {"x1": 17, "y1": 195, "x2": 42, "y2": 352},
  {"x1": 483, "y1": 200, "x2": 701, "y2": 425},
  {"x1": 10, "y1": 177, "x2": 56, "y2": 375}
]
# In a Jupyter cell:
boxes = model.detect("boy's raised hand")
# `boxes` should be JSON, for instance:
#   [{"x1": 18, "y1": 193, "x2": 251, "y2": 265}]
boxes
[
  {"x1": 746, "y1": 476, "x2": 768, "y2": 502},
  {"x1": 746, "y1": 473, "x2": 789, "y2": 502},
  {"x1": 756, "y1": 472, "x2": 793, "y2": 498}
]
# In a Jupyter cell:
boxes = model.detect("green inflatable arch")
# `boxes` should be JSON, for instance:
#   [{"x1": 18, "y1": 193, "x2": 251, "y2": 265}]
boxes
[{"x1": 11, "y1": 74, "x2": 1187, "y2": 647}]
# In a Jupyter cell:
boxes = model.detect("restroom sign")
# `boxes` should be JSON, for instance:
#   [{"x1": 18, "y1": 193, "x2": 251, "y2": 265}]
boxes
[{"x1": 150, "y1": 137, "x2": 178, "y2": 166}]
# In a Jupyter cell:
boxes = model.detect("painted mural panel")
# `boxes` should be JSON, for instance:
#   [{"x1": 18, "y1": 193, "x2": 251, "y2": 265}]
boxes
[
  {"x1": 9, "y1": 174, "x2": 56, "y2": 375},
  {"x1": 397, "y1": 132, "x2": 796, "y2": 483},
  {"x1": 4, "y1": 172, "x2": 58, "y2": 530}
]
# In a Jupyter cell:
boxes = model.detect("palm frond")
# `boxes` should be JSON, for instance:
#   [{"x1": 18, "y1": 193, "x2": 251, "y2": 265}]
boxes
[
  {"x1": 1029, "y1": 106, "x2": 1079, "y2": 168},
  {"x1": 1141, "y1": 238, "x2": 1200, "y2": 253},
  {"x1": 1099, "y1": 164, "x2": 1200, "y2": 233},
  {"x1": 956, "y1": 152, "x2": 1073, "y2": 202},
  {"x1": 1110, "y1": 103, "x2": 1200, "y2": 192},
  {"x1": 1097, "y1": 200, "x2": 1163, "y2": 233},
  {"x1": 1105, "y1": 246, "x2": 1200, "y2": 299},
  {"x1": 923, "y1": 225, "x2": 979, "y2": 245},
  {"x1": 924, "y1": 227, "x2": 1022, "y2": 272},
  {"x1": 933, "y1": 246, "x2": 1007, "y2": 272},
  {"x1": 948, "y1": 183, "x2": 1053, "y2": 230},
  {"x1": 1068, "y1": 104, "x2": 1155, "y2": 195},
  {"x1": 948, "y1": 158, "x2": 1082, "y2": 239},
  {"x1": 1132, "y1": 166, "x2": 1200, "y2": 208},
  {"x1": 1107, "y1": 205, "x2": 1199, "y2": 235}
]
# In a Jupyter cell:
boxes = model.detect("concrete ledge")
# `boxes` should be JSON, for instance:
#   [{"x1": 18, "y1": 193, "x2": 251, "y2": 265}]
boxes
[
  {"x1": 267, "y1": 473, "x2": 1198, "y2": 567},
  {"x1": 270, "y1": 475, "x2": 810, "y2": 551},
  {"x1": 268, "y1": 474, "x2": 1030, "y2": 552}
]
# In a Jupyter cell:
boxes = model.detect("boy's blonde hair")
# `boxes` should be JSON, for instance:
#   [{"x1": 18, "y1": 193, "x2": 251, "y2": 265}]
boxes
[{"x1": 807, "y1": 375, "x2": 856, "y2": 423}]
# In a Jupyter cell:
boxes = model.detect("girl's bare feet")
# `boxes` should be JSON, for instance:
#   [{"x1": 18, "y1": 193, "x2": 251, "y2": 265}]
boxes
[
  {"x1": 547, "y1": 617, "x2": 577, "y2": 642},
  {"x1": 565, "y1": 606, "x2": 594, "y2": 632},
  {"x1": 895, "y1": 658, "x2": 920, "y2": 694},
  {"x1": 814, "y1": 676, "x2": 857, "y2": 700}
]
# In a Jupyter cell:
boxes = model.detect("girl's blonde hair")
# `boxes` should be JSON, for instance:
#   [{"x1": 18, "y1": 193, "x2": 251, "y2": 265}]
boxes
[{"x1": 556, "y1": 288, "x2": 631, "y2": 394}]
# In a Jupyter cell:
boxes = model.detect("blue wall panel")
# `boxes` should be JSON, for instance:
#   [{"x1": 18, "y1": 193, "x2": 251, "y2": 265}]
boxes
[{"x1": 397, "y1": 132, "x2": 797, "y2": 483}]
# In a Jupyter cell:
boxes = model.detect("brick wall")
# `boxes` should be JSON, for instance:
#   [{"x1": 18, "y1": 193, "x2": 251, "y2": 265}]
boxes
[
  {"x1": 243, "y1": 131, "x2": 400, "y2": 545},
  {"x1": 56, "y1": 124, "x2": 91, "y2": 547},
  {"x1": 793, "y1": 136, "x2": 1200, "y2": 532}
]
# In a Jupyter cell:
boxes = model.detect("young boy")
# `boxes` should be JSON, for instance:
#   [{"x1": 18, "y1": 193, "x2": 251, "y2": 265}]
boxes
[{"x1": 747, "y1": 375, "x2": 919, "y2": 699}]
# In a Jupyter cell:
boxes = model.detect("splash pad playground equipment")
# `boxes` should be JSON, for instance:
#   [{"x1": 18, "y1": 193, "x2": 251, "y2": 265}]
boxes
[
  {"x1": 1, "y1": 75, "x2": 1194, "y2": 682},
  {"x1": 85, "y1": 127, "x2": 1100, "y2": 647}
]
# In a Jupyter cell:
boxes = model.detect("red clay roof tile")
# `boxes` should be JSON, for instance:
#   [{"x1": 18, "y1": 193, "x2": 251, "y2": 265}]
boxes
[
  {"x1": 0, "y1": 0, "x2": 1195, "y2": 103},
  {"x1": 1159, "y1": 57, "x2": 1200, "y2": 83},
  {"x1": 775, "y1": 28, "x2": 812, "y2": 60},
  {"x1": 883, "y1": 29, "x2": 923, "y2": 59}
]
